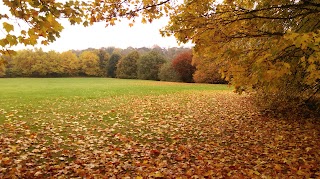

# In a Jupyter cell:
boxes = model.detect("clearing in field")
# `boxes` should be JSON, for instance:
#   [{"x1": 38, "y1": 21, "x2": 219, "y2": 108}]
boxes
[{"x1": 0, "y1": 78, "x2": 319, "y2": 178}]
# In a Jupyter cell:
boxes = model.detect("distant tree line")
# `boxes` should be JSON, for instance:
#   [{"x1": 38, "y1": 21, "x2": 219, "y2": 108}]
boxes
[{"x1": 0, "y1": 46, "x2": 225, "y2": 83}]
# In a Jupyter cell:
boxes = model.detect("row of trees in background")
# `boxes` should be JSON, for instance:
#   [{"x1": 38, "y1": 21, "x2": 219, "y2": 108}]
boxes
[{"x1": 0, "y1": 47, "x2": 225, "y2": 83}]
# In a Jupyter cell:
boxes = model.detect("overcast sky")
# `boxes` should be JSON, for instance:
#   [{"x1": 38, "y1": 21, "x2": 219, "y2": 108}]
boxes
[
  {"x1": 0, "y1": 2, "x2": 190, "y2": 52},
  {"x1": 42, "y1": 18, "x2": 185, "y2": 52}
]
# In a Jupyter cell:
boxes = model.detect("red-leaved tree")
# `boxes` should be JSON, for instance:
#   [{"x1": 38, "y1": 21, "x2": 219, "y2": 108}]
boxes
[{"x1": 172, "y1": 51, "x2": 196, "y2": 83}]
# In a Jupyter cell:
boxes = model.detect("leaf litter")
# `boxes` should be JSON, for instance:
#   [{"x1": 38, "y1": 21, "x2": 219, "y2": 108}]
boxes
[{"x1": 0, "y1": 91, "x2": 319, "y2": 178}]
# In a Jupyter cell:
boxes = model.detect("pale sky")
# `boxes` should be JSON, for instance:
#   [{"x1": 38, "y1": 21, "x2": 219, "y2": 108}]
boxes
[
  {"x1": 0, "y1": 2, "x2": 190, "y2": 52},
  {"x1": 41, "y1": 18, "x2": 184, "y2": 52}
]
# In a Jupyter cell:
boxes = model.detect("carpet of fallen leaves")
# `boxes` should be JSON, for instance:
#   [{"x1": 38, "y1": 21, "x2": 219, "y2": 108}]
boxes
[{"x1": 0, "y1": 91, "x2": 319, "y2": 178}]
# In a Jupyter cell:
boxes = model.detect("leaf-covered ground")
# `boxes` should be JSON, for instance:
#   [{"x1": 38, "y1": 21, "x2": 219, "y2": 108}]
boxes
[{"x1": 0, "y1": 79, "x2": 319, "y2": 178}]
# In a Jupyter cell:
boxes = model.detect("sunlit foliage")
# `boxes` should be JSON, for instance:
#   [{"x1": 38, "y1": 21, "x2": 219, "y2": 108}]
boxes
[{"x1": 163, "y1": 0, "x2": 320, "y2": 114}]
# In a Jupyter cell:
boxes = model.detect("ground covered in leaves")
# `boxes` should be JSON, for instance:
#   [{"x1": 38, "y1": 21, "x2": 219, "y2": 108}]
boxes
[{"x1": 0, "y1": 79, "x2": 319, "y2": 178}]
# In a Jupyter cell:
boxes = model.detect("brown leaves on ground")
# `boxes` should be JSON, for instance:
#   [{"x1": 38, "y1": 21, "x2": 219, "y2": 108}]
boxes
[{"x1": 0, "y1": 92, "x2": 319, "y2": 178}]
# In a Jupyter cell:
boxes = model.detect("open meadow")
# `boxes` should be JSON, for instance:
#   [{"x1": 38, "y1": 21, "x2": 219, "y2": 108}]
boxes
[{"x1": 0, "y1": 78, "x2": 319, "y2": 178}]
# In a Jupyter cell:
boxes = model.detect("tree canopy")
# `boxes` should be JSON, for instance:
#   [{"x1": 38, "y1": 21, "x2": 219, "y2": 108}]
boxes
[
  {"x1": 116, "y1": 51, "x2": 139, "y2": 79},
  {"x1": 163, "y1": 0, "x2": 320, "y2": 113},
  {"x1": 137, "y1": 50, "x2": 166, "y2": 80},
  {"x1": 171, "y1": 50, "x2": 195, "y2": 83}
]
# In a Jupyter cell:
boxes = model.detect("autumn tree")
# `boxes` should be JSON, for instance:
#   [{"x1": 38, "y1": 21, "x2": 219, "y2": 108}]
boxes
[
  {"x1": 6, "y1": 50, "x2": 27, "y2": 76},
  {"x1": 9, "y1": 49, "x2": 43, "y2": 76},
  {"x1": 137, "y1": 51, "x2": 166, "y2": 80},
  {"x1": 105, "y1": 47, "x2": 116, "y2": 55},
  {"x1": 79, "y1": 51, "x2": 101, "y2": 76},
  {"x1": 9, "y1": 49, "x2": 62, "y2": 77},
  {"x1": 27, "y1": 49, "x2": 47, "y2": 76},
  {"x1": 95, "y1": 48, "x2": 110, "y2": 77},
  {"x1": 166, "y1": 47, "x2": 191, "y2": 61},
  {"x1": 0, "y1": 58, "x2": 6, "y2": 77},
  {"x1": 158, "y1": 62, "x2": 181, "y2": 82},
  {"x1": 171, "y1": 50, "x2": 195, "y2": 83},
  {"x1": 193, "y1": 56, "x2": 226, "y2": 84},
  {"x1": 60, "y1": 51, "x2": 80, "y2": 76},
  {"x1": 120, "y1": 47, "x2": 136, "y2": 57},
  {"x1": 45, "y1": 50, "x2": 63, "y2": 76},
  {"x1": 107, "y1": 53, "x2": 122, "y2": 78},
  {"x1": 116, "y1": 51, "x2": 139, "y2": 79},
  {"x1": 163, "y1": 0, "x2": 320, "y2": 114},
  {"x1": 151, "y1": 45, "x2": 166, "y2": 58}
]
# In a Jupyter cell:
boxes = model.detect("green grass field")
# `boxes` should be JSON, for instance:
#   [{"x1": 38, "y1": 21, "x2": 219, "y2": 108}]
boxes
[
  {"x1": 0, "y1": 78, "x2": 319, "y2": 178},
  {"x1": 0, "y1": 78, "x2": 229, "y2": 123},
  {"x1": 0, "y1": 78, "x2": 230, "y2": 100}
]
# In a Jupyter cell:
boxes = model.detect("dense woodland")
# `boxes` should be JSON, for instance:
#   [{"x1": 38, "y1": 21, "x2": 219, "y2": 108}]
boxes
[{"x1": 0, "y1": 46, "x2": 225, "y2": 84}]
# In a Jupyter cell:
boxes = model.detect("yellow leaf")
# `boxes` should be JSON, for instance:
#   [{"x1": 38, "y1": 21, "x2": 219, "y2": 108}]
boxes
[
  {"x1": 204, "y1": 170, "x2": 214, "y2": 176},
  {"x1": 47, "y1": 14, "x2": 55, "y2": 23},
  {"x1": 274, "y1": 164, "x2": 282, "y2": 171},
  {"x1": 41, "y1": 40, "x2": 49, "y2": 45},
  {"x1": 275, "y1": 135, "x2": 284, "y2": 141},
  {"x1": 83, "y1": 21, "x2": 89, "y2": 27},
  {"x1": 3, "y1": 22, "x2": 14, "y2": 33},
  {"x1": 153, "y1": 171, "x2": 164, "y2": 177},
  {"x1": 10, "y1": 145, "x2": 17, "y2": 152},
  {"x1": 247, "y1": 169, "x2": 260, "y2": 176},
  {"x1": 110, "y1": 18, "x2": 117, "y2": 26},
  {"x1": 283, "y1": 63, "x2": 290, "y2": 69},
  {"x1": 0, "y1": 39, "x2": 7, "y2": 47},
  {"x1": 141, "y1": 18, "x2": 147, "y2": 24},
  {"x1": 297, "y1": 170, "x2": 306, "y2": 176}
]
